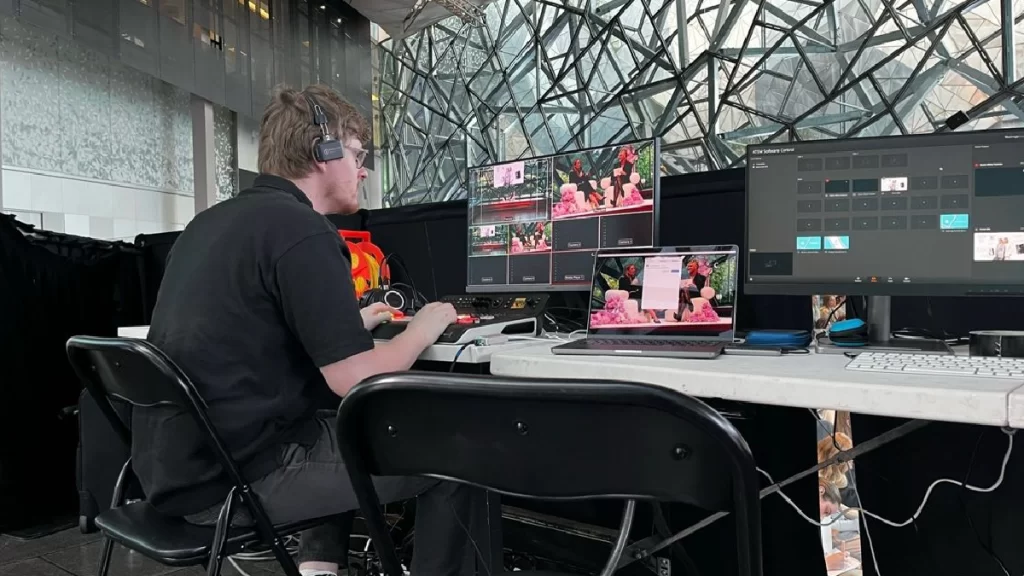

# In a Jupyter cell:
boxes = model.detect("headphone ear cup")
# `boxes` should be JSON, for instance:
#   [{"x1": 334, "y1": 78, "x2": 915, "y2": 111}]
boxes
[{"x1": 382, "y1": 289, "x2": 407, "y2": 312}]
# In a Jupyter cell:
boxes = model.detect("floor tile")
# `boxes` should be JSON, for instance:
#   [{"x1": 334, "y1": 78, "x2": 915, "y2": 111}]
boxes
[
  {"x1": 0, "y1": 529, "x2": 101, "y2": 568},
  {"x1": 43, "y1": 540, "x2": 179, "y2": 576},
  {"x1": 0, "y1": 557, "x2": 75, "y2": 576}
]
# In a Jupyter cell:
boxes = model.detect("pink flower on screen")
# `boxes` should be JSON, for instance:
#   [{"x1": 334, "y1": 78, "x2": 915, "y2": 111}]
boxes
[
  {"x1": 687, "y1": 305, "x2": 721, "y2": 323},
  {"x1": 696, "y1": 257, "x2": 712, "y2": 278},
  {"x1": 590, "y1": 291, "x2": 643, "y2": 325},
  {"x1": 620, "y1": 189, "x2": 644, "y2": 207},
  {"x1": 552, "y1": 190, "x2": 580, "y2": 217}
]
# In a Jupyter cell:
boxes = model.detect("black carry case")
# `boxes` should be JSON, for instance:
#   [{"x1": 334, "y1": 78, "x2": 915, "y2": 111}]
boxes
[{"x1": 76, "y1": 389, "x2": 140, "y2": 532}]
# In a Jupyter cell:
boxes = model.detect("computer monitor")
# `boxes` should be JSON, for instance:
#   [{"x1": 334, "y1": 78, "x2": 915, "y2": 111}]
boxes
[
  {"x1": 744, "y1": 129, "x2": 1024, "y2": 349},
  {"x1": 466, "y1": 139, "x2": 660, "y2": 292}
]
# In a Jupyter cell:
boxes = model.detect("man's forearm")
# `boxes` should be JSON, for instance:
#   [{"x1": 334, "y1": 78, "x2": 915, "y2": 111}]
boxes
[
  {"x1": 321, "y1": 330, "x2": 431, "y2": 396},
  {"x1": 375, "y1": 330, "x2": 432, "y2": 370}
]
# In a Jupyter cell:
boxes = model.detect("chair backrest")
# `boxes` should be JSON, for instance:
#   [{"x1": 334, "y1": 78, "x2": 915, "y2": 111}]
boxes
[
  {"x1": 65, "y1": 336, "x2": 248, "y2": 491},
  {"x1": 337, "y1": 372, "x2": 762, "y2": 575}
]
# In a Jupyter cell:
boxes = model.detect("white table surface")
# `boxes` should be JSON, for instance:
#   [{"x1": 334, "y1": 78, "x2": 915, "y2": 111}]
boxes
[
  {"x1": 489, "y1": 343, "x2": 1024, "y2": 427},
  {"x1": 117, "y1": 326, "x2": 541, "y2": 365},
  {"x1": 1005, "y1": 390, "x2": 1024, "y2": 429}
]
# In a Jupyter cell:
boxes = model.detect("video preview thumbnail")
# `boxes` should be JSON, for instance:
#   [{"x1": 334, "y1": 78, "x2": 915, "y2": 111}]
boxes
[
  {"x1": 468, "y1": 158, "x2": 552, "y2": 225},
  {"x1": 469, "y1": 221, "x2": 553, "y2": 256},
  {"x1": 974, "y1": 232, "x2": 1024, "y2": 262},
  {"x1": 552, "y1": 142, "x2": 655, "y2": 220},
  {"x1": 469, "y1": 225, "x2": 510, "y2": 256},
  {"x1": 589, "y1": 253, "x2": 737, "y2": 332}
]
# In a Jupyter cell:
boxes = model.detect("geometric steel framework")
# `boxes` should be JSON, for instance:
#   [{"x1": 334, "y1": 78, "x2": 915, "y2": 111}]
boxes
[{"x1": 377, "y1": 0, "x2": 1024, "y2": 205}]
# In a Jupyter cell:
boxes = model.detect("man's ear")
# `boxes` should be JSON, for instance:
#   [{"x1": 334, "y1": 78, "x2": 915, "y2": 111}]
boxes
[{"x1": 818, "y1": 484, "x2": 826, "y2": 496}]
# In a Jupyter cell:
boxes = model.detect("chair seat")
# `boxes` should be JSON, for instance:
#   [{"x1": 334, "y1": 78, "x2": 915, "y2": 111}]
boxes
[{"x1": 96, "y1": 501, "x2": 335, "y2": 567}]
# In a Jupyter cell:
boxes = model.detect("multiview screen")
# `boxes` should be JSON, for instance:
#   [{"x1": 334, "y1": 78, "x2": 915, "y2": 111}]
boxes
[
  {"x1": 466, "y1": 140, "x2": 660, "y2": 292},
  {"x1": 745, "y1": 128, "x2": 1024, "y2": 295}
]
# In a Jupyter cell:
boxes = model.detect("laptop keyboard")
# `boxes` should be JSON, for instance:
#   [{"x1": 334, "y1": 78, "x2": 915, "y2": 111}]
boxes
[{"x1": 600, "y1": 339, "x2": 721, "y2": 347}]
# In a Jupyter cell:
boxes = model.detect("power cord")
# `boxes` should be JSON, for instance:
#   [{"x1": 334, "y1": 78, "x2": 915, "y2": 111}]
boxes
[
  {"x1": 757, "y1": 428, "x2": 1015, "y2": 576},
  {"x1": 450, "y1": 342, "x2": 476, "y2": 371},
  {"x1": 957, "y1": 429, "x2": 1012, "y2": 576}
]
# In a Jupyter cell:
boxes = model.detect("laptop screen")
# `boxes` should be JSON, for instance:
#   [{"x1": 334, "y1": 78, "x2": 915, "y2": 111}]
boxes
[{"x1": 588, "y1": 246, "x2": 739, "y2": 338}]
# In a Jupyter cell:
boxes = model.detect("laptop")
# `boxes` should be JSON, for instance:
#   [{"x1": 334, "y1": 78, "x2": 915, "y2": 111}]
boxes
[{"x1": 551, "y1": 245, "x2": 739, "y2": 359}]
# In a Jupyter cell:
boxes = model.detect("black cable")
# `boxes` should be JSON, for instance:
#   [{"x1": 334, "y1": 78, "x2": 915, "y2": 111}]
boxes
[
  {"x1": 957, "y1": 429, "x2": 1011, "y2": 576},
  {"x1": 380, "y1": 255, "x2": 431, "y2": 311},
  {"x1": 450, "y1": 342, "x2": 475, "y2": 372}
]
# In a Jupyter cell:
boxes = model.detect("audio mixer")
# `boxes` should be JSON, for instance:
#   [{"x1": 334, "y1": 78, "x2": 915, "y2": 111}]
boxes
[{"x1": 371, "y1": 294, "x2": 549, "y2": 345}]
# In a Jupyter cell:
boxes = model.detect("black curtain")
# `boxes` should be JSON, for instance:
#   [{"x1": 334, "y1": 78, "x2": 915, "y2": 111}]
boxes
[{"x1": 0, "y1": 216, "x2": 146, "y2": 532}]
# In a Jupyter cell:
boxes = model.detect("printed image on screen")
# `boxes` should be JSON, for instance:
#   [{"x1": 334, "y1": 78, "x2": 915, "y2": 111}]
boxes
[
  {"x1": 493, "y1": 161, "x2": 525, "y2": 187},
  {"x1": 551, "y1": 142, "x2": 655, "y2": 220},
  {"x1": 974, "y1": 232, "x2": 1024, "y2": 261},
  {"x1": 588, "y1": 251, "x2": 737, "y2": 335},
  {"x1": 510, "y1": 221, "x2": 551, "y2": 253},
  {"x1": 469, "y1": 158, "x2": 552, "y2": 225},
  {"x1": 881, "y1": 177, "x2": 908, "y2": 192},
  {"x1": 469, "y1": 225, "x2": 509, "y2": 256}
]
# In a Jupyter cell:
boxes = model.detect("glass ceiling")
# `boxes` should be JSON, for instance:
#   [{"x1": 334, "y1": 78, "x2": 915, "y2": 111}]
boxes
[{"x1": 376, "y1": 0, "x2": 1024, "y2": 205}]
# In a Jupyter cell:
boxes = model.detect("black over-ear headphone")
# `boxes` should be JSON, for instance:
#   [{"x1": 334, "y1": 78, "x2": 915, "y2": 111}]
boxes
[{"x1": 305, "y1": 93, "x2": 345, "y2": 163}]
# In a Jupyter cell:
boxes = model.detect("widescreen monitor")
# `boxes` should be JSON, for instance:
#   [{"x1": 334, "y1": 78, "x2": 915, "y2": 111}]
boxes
[
  {"x1": 466, "y1": 139, "x2": 660, "y2": 292},
  {"x1": 744, "y1": 129, "x2": 1024, "y2": 297}
]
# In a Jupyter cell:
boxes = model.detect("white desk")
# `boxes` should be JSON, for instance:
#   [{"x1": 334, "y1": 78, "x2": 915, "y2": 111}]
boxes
[
  {"x1": 386, "y1": 338, "x2": 549, "y2": 364},
  {"x1": 489, "y1": 343, "x2": 1024, "y2": 427},
  {"x1": 1005, "y1": 389, "x2": 1024, "y2": 428},
  {"x1": 118, "y1": 326, "x2": 149, "y2": 339},
  {"x1": 116, "y1": 326, "x2": 538, "y2": 365}
]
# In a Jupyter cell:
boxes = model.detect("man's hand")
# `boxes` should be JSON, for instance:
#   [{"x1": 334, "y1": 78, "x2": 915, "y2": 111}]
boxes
[
  {"x1": 405, "y1": 302, "x2": 457, "y2": 347},
  {"x1": 360, "y1": 302, "x2": 398, "y2": 331}
]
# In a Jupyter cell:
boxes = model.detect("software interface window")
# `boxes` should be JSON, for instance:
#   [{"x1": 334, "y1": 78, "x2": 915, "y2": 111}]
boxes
[
  {"x1": 467, "y1": 141, "x2": 657, "y2": 289},
  {"x1": 746, "y1": 130, "x2": 1024, "y2": 291}
]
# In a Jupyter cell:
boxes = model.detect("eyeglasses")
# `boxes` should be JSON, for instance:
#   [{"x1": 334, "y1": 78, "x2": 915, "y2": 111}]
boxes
[{"x1": 347, "y1": 146, "x2": 368, "y2": 168}]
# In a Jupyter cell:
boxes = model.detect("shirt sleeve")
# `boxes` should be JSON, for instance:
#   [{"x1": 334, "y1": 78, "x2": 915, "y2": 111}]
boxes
[{"x1": 273, "y1": 232, "x2": 375, "y2": 367}]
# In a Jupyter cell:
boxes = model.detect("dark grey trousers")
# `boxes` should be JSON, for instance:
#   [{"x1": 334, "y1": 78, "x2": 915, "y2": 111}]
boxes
[{"x1": 188, "y1": 412, "x2": 482, "y2": 574}]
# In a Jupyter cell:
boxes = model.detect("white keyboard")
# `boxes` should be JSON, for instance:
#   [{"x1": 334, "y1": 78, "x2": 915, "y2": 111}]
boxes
[{"x1": 845, "y1": 352, "x2": 1024, "y2": 379}]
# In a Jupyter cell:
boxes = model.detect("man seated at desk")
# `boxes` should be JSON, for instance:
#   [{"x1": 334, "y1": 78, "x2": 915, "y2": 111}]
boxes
[{"x1": 134, "y1": 84, "x2": 469, "y2": 576}]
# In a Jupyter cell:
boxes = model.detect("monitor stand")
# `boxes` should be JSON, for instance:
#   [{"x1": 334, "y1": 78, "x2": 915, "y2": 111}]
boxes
[{"x1": 863, "y1": 296, "x2": 952, "y2": 355}]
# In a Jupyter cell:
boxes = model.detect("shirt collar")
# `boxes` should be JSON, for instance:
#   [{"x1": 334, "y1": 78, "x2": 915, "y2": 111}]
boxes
[{"x1": 248, "y1": 174, "x2": 313, "y2": 208}]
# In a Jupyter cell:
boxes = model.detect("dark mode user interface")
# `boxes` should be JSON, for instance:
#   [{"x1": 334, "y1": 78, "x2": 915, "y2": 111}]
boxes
[
  {"x1": 747, "y1": 130, "x2": 1024, "y2": 289},
  {"x1": 467, "y1": 141, "x2": 657, "y2": 289}
]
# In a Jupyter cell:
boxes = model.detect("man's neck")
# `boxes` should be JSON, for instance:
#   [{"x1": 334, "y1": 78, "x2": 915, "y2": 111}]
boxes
[{"x1": 289, "y1": 176, "x2": 329, "y2": 214}]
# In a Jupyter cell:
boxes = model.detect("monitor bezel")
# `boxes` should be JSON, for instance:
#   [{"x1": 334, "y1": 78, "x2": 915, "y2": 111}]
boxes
[
  {"x1": 465, "y1": 138, "x2": 661, "y2": 294},
  {"x1": 743, "y1": 128, "x2": 1024, "y2": 297}
]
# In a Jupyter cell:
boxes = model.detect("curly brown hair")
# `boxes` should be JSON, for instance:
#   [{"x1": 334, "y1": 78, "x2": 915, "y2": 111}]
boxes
[
  {"x1": 817, "y1": 432, "x2": 854, "y2": 489},
  {"x1": 257, "y1": 84, "x2": 370, "y2": 180}
]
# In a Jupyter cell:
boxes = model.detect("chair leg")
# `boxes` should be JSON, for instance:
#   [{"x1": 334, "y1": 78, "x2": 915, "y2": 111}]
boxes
[
  {"x1": 207, "y1": 489, "x2": 236, "y2": 576},
  {"x1": 273, "y1": 540, "x2": 301, "y2": 576},
  {"x1": 96, "y1": 536, "x2": 115, "y2": 576}
]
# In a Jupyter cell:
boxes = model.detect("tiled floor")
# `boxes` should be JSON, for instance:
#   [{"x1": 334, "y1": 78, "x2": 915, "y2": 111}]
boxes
[{"x1": 0, "y1": 528, "x2": 292, "y2": 576}]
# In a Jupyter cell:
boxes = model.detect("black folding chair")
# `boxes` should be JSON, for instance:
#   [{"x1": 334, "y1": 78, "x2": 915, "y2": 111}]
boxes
[
  {"x1": 336, "y1": 372, "x2": 763, "y2": 576},
  {"x1": 66, "y1": 336, "x2": 337, "y2": 576}
]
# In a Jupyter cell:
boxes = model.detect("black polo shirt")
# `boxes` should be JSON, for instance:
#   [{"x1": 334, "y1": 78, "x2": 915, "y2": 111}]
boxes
[{"x1": 133, "y1": 175, "x2": 375, "y2": 516}]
